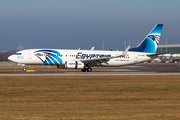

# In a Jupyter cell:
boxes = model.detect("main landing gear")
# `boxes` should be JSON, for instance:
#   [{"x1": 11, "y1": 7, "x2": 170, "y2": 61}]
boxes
[{"x1": 81, "y1": 67, "x2": 92, "y2": 72}]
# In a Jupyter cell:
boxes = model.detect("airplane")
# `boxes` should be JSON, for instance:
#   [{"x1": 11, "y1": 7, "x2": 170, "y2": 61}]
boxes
[{"x1": 8, "y1": 24, "x2": 163, "y2": 72}]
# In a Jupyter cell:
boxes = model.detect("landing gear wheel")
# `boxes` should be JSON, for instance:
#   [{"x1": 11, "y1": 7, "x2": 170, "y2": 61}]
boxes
[
  {"x1": 81, "y1": 68, "x2": 86, "y2": 72},
  {"x1": 87, "y1": 67, "x2": 92, "y2": 72},
  {"x1": 22, "y1": 68, "x2": 26, "y2": 71}
]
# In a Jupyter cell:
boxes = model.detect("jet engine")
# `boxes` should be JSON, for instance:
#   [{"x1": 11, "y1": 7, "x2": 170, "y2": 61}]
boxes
[{"x1": 65, "y1": 61, "x2": 84, "y2": 69}]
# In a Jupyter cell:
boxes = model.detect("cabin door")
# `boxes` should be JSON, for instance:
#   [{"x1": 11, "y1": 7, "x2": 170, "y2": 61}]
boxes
[
  {"x1": 134, "y1": 54, "x2": 138, "y2": 62},
  {"x1": 27, "y1": 52, "x2": 32, "y2": 59}
]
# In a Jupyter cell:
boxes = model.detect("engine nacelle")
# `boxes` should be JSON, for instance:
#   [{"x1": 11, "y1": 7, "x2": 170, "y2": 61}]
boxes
[{"x1": 65, "y1": 61, "x2": 84, "y2": 69}]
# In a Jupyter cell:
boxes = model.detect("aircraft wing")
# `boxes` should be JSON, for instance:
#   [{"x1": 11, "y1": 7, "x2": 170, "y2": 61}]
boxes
[{"x1": 81, "y1": 46, "x2": 130, "y2": 65}]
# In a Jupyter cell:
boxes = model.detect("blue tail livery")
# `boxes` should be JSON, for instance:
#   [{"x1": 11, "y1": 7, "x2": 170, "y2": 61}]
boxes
[{"x1": 129, "y1": 24, "x2": 163, "y2": 53}]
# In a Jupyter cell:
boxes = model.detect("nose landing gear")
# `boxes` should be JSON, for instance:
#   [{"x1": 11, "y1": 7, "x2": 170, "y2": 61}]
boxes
[
  {"x1": 17, "y1": 63, "x2": 26, "y2": 71},
  {"x1": 22, "y1": 67, "x2": 26, "y2": 71}
]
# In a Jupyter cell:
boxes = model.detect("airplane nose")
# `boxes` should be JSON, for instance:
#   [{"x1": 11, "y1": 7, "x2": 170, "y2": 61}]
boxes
[{"x1": 8, "y1": 55, "x2": 14, "y2": 61}]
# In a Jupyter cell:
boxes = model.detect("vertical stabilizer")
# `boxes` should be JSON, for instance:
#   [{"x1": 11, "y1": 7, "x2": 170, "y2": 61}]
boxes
[{"x1": 129, "y1": 24, "x2": 163, "y2": 53}]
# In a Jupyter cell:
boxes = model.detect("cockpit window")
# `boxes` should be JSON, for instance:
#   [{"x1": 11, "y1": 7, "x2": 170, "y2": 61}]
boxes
[{"x1": 15, "y1": 53, "x2": 22, "y2": 55}]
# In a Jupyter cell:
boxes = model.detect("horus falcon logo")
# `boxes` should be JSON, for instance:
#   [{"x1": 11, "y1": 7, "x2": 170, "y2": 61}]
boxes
[
  {"x1": 148, "y1": 33, "x2": 160, "y2": 45},
  {"x1": 34, "y1": 50, "x2": 62, "y2": 65}
]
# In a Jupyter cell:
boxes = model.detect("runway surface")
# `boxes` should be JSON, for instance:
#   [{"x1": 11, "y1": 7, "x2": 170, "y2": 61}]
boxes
[
  {"x1": 0, "y1": 62, "x2": 180, "y2": 76},
  {"x1": 0, "y1": 72, "x2": 180, "y2": 76}
]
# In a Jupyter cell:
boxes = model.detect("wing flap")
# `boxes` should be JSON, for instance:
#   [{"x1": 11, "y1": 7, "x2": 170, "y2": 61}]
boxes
[{"x1": 81, "y1": 57, "x2": 110, "y2": 64}]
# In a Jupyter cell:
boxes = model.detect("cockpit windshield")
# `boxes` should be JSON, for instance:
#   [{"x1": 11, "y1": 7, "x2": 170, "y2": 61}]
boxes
[{"x1": 15, "y1": 53, "x2": 22, "y2": 55}]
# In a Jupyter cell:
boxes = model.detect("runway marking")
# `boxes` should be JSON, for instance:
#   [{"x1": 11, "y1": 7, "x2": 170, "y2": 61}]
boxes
[{"x1": 0, "y1": 72, "x2": 180, "y2": 76}]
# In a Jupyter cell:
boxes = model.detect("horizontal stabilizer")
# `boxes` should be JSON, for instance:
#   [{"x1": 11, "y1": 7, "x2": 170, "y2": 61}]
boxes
[{"x1": 147, "y1": 53, "x2": 168, "y2": 58}]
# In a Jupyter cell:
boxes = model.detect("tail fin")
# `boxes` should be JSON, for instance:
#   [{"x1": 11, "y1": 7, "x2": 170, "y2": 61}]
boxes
[{"x1": 129, "y1": 24, "x2": 163, "y2": 53}]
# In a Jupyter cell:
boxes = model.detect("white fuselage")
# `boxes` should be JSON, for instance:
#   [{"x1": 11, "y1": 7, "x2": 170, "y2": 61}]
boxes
[{"x1": 8, "y1": 49, "x2": 152, "y2": 67}]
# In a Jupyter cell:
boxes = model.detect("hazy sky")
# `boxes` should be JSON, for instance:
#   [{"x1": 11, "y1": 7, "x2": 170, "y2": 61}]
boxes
[{"x1": 0, "y1": 0, "x2": 180, "y2": 52}]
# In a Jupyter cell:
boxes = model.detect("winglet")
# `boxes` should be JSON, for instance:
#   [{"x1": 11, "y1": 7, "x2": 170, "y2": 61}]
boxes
[
  {"x1": 91, "y1": 46, "x2": 95, "y2": 50},
  {"x1": 117, "y1": 46, "x2": 130, "y2": 57}
]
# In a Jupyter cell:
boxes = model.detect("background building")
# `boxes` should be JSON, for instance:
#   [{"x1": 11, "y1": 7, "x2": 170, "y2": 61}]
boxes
[
  {"x1": 157, "y1": 44, "x2": 180, "y2": 54},
  {"x1": 157, "y1": 44, "x2": 180, "y2": 63}
]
